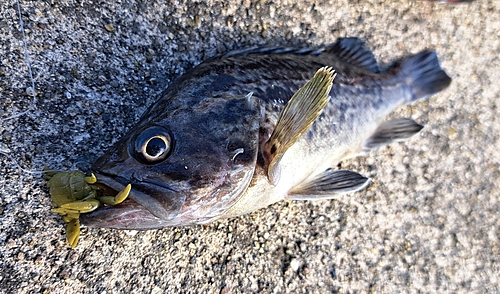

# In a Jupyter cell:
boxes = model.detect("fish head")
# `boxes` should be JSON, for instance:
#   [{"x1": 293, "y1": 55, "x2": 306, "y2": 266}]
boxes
[{"x1": 80, "y1": 93, "x2": 261, "y2": 229}]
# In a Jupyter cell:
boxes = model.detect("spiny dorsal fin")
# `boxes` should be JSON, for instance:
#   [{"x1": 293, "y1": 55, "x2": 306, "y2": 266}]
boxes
[
  {"x1": 327, "y1": 37, "x2": 380, "y2": 73},
  {"x1": 222, "y1": 46, "x2": 324, "y2": 58},
  {"x1": 362, "y1": 118, "x2": 424, "y2": 153},
  {"x1": 288, "y1": 169, "x2": 371, "y2": 200},
  {"x1": 263, "y1": 67, "x2": 336, "y2": 185}
]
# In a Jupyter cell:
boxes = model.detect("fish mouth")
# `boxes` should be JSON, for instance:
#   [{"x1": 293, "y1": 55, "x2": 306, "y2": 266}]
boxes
[{"x1": 79, "y1": 173, "x2": 187, "y2": 229}]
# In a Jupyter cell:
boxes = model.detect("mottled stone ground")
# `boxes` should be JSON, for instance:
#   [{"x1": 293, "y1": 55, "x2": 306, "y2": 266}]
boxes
[{"x1": 1, "y1": 0, "x2": 498, "y2": 293}]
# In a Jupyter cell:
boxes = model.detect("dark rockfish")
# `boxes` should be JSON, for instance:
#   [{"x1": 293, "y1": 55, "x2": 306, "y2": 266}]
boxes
[{"x1": 81, "y1": 37, "x2": 451, "y2": 229}]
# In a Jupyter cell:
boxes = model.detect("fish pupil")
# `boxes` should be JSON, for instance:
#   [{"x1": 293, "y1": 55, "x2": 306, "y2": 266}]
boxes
[{"x1": 146, "y1": 138, "x2": 167, "y2": 158}]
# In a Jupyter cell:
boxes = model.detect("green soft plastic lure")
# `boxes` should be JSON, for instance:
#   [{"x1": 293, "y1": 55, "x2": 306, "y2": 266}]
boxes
[{"x1": 46, "y1": 170, "x2": 131, "y2": 248}]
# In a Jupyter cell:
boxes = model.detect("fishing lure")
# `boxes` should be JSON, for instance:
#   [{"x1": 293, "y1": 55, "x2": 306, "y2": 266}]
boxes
[{"x1": 46, "y1": 170, "x2": 131, "y2": 247}]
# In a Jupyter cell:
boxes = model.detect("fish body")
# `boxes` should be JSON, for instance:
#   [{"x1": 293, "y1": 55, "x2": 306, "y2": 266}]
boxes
[{"x1": 81, "y1": 38, "x2": 451, "y2": 229}]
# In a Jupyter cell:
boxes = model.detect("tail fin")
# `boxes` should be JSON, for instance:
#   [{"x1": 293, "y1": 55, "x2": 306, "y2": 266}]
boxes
[{"x1": 398, "y1": 51, "x2": 451, "y2": 102}]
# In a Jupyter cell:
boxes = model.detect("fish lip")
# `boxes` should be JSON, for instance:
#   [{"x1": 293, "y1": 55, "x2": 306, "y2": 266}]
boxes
[
  {"x1": 79, "y1": 202, "x2": 162, "y2": 229},
  {"x1": 87, "y1": 172, "x2": 187, "y2": 221}
]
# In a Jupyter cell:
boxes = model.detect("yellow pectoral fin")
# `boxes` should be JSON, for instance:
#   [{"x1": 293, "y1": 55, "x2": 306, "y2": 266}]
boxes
[
  {"x1": 60, "y1": 199, "x2": 100, "y2": 213},
  {"x1": 263, "y1": 67, "x2": 335, "y2": 185}
]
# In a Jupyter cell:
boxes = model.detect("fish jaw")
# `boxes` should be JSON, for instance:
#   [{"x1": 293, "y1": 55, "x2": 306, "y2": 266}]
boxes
[
  {"x1": 80, "y1": 152, "x2": 246, "y2": 229},
  {"x1": 79, "y1": 172, "x2": 188, "y2": 229},
  {"x1": 79, "y1": 202, "x2": 175, "y2": 230},
  {"x1": 80, "y1": 156, "x2": 258, "y2": 229}
]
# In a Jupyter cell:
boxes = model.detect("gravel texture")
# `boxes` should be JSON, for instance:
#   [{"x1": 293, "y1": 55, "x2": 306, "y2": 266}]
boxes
[{"x1": 1, "y1": 0, "x2": 499, "y2": 293}]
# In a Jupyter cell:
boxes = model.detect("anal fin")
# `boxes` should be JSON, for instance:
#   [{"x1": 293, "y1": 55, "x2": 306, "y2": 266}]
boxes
[
  {"x1": 288, "y1": 169, "x2": 371, "y2": 200},
  {"x1": 363, "y1": 118, "x2": 424, "y2": 152}
]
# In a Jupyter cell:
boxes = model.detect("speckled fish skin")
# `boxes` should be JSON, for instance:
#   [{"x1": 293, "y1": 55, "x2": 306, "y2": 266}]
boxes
[{"x1": 80, "y1": 37, "x2": 451, "y2": 229}]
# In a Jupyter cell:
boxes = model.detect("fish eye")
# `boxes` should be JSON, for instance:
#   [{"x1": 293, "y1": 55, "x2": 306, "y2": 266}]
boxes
[{"x1": 134, "y1": 127, "x2": 172, "y2": 163}]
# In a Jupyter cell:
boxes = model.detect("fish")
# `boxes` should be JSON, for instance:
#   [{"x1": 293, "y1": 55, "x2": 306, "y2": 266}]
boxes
[{"x1": 80, "y1": 37, "x2": 451, "y2": 230}]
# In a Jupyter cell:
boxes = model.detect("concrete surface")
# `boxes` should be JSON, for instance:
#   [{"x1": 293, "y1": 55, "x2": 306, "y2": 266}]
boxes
[{"x1": 0, "y1": 0, "x2": 499, "y2": 293}]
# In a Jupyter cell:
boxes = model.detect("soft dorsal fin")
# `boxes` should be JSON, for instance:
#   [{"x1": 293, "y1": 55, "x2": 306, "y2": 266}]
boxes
[
  {"x1": 327, "y1": 37, "x2": 380, "y2": 73},
  {"x1": 263, "y1": 67, "x2": 336, "y2": 185},
  {"x1": 288, "y1": 169, "x2": 371, "y2": 200}
]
